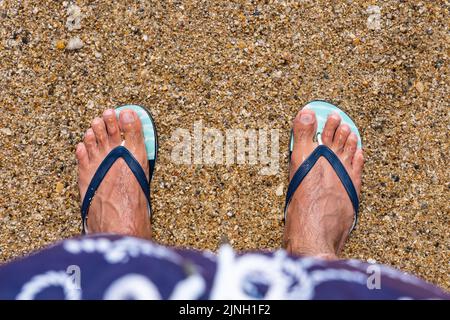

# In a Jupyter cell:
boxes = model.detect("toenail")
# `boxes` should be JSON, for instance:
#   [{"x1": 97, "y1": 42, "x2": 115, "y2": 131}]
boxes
[
  {"x1": 107, "y1": 116, "x2": 115, "y2": 125},
  {"x1": 104, "y1": 109, "x2": 114, "y2": 118},
  {"x1": 328, "y1": 112, "x2": 340, "y2": 121},
  {"x1": 122, "y1": 111, "x2": 135, "y2": 124},
  {"x1": 300, "y1": 113, "x2": 313, "y2": 124}
]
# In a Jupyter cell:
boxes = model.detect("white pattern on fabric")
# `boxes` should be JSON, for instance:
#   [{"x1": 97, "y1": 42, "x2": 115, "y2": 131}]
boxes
[
  {"x1": 63, "y1": 236, "x2": 183, "y2": 264},
  {"x1": 210, "y1": 245, "x2": 315, "y2": 299},
  {"x1": 170, "y1": 273, "x2": 206, "y2": 299},
  {"x1": 103, "y1": 274, "x2": 161, "y2": 300},
  {"x1": 16, "y1": 271, "x2": 81, "y2": 300}
]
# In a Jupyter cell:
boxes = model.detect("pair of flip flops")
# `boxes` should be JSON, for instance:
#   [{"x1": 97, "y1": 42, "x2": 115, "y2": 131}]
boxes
[{"x1": 81, "y1": 101, "x2": 361, "y2": 234}]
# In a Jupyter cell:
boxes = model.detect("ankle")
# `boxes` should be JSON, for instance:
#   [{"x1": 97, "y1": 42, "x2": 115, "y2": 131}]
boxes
[
  {"x1": 314, "y1": 253, "x2": 339, "y2": 260},
  {"x1": 283, "y1": 236, "x2": 338, "y2": 259}
]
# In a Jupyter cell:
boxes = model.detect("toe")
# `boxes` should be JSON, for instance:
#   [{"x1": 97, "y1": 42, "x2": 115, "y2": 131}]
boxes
[
  {"x1": 351, "y1": 149, "x2": 364, "y2": 192},
  {"x1": 352, "y1": 149, "x2": 364, "y2": 176},
  {"x1": 292, "y1": 109, "x2": 317, "y2": 148},
  {"x1": 119, "y1": 109, "x2": 145, "y2": 151},
  {"x1": 290, "y1": 109, "x2": 317, "y2": 178},
  {"x1": 321, "y1": 112, "x2": 341, "y2": 146},
  {"x1": 84, "y1": 128, "x2": 98, "y2": 159},
  {"x1": 331, "y1": 123, "x2": 351, "y2": 154},
  {"x1": 103, "y1": 109, "x2": 121, "y2": 145},
  {"x1": 343, "y1": 132, "x2": 358, "y2": 165},
  {"x1": 91, "y1": 117, "x2": 108, "y2": 152},
  {"x1": 76, "y1": 142, "x2": 89, "y2": 167}
]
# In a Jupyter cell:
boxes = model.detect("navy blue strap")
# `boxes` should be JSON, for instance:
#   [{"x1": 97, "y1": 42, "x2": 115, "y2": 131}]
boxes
[
  {"x1": 284, "y1": 145, "x2": 359, "y2": 232},
  {"x1": 81, "y1": 146, "x2": 150, "y2": 233}
]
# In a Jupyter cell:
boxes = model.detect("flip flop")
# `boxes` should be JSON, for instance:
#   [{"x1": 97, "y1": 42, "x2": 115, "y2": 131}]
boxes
[
  {"x1": 284, "y1": 100, "x2": 362, "y2": 233},
  {"x1": 80, "y1": 104, "x2": 158, "y2": 234}
]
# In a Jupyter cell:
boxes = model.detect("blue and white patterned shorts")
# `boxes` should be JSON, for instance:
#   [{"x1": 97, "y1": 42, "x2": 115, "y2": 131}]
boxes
[{"x1": 0, "y1": 235, "x2": 447, "y2": 300}]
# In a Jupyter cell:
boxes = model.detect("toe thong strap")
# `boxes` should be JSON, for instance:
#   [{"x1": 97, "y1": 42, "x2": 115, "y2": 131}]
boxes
[
  {"x1": 284, "y1": 145, "x2": 360, "y2": 232},
  {"x1": 80, "y1": 146, "x2": 150, "y2": 234}
]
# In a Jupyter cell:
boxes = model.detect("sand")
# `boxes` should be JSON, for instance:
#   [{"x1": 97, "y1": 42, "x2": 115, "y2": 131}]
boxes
[{"x1": 0, "y1": 0, "x2": 448, "y2": 290}]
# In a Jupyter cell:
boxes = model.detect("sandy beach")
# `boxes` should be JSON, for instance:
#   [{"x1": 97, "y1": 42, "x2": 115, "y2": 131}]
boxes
[{"x1": 0, "y1": 0, "x2": 448, "y2": 289}]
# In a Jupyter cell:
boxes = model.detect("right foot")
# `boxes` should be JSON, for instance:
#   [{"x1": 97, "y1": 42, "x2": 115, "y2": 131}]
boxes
[
  {"x1": 76, "y1": 109, "x2": 152, "y2": 239},
  {"x1": 283, "y1": 108, "x2": 364, "y2": 260}
]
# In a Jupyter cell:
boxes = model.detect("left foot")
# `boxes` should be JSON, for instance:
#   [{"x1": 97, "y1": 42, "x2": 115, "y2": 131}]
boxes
[{"x1": 75, "y1": 109, "x2": 152, "y2": 239}]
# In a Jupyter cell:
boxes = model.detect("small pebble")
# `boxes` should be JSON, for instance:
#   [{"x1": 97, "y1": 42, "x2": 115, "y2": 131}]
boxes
[
  {"x1": 66, "y1": 4, "x2": 83, "y2": 31},
  {"x1": 434, "y1": 59, "x2": 443, "y2": 69},
  {"x1": 55, "y1": 40, "x2": 66, "y2": 50},
  {"x1": 272, "y1": 70, "x2": 283, "y2": 79},
  {"x1": 415, "y1": 81, "x2": 425, "y2": 93},
  {"x1": 367, "y1": 5, "x2": 382, "y2": 31},
  {"x1": 420, "y1": 202, "x2": 428, "y2": 210},
  {"x1": 86, "y1": 100, "x2": 95, "y2": 110},
  {"x1": 66, "y1": 37, "x2": 84, "y2": 50},
  {"x1": 55, "y1": 182, "x2": 64, "y2": 194},
  {"x1": 0, "y1": 128, "x2": 12, "y2": 136},
  {"x1": 275, "y1": 184, "x2": 284, "y2": 196}
]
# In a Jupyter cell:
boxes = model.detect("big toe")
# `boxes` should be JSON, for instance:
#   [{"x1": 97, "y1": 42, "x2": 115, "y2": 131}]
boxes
[
  {"x1": 292, "y1": 109, "x2": 317, "y2": 148},
  {"x1": 290, "y1": 109, "x2": 317, "y2": 176}
]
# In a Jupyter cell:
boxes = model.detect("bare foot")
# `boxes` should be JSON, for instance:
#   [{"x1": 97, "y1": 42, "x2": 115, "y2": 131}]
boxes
[
  {"x1": 283, "y1": 109, "x2": 364, "y2": 259},
  {"x1": 76, "y1": 109, "x2": 152, "y2": 239}
]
